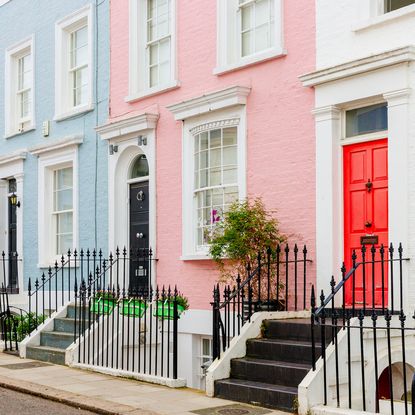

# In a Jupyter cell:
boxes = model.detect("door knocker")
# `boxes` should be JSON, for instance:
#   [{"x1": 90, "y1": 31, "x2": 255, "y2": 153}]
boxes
[
  {"x1": 365, "y1": 179, "x2": 373, "y2": 193},
  {"x1": 136, "y1": 190, "x2": 145, "y2": 201}
]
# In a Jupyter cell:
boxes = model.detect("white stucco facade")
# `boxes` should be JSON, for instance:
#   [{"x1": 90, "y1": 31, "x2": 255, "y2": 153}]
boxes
[{"x1": 301, "y1": 1, "x2": 415, "y2": 310}]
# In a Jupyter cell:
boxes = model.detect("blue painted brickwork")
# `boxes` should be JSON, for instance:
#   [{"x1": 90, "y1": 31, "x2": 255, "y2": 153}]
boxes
[{"x1": 0, "y1": 0, "x2": 109, "y2": 292}]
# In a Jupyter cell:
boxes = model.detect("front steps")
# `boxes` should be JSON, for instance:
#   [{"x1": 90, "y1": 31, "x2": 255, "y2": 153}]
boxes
[
  {"x1": 26, "y1": 305, "x2": 83, "y2": 365},
  {"x1": 215, "y1": 319, "x2": 322, "y2": 412}
]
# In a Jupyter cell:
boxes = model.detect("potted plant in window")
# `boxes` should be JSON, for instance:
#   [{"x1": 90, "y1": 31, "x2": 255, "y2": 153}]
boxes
[
  {"x1": 90, "y1": 290, "x2": 117, "y2": 315},
  {"x1": 153, "y1": 293, "x2": 189, "y2": 320},
  {"x1": 119, "y1": 297, "x2": 148, "y2": 318}
]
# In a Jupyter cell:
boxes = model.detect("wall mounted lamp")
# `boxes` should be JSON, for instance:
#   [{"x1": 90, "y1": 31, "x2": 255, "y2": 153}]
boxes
[
  {"x1": 10, "y1": 193, "x2": 20, "y2": 208},
  {"x1": 138, "y1": 135, "x2": 147, "y2": 146}
]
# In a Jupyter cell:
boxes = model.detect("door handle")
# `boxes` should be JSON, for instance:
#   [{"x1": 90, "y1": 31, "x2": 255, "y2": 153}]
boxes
[
  {"x1": 365, "y1": 221, "x2": 372, "y2": 228},
  {"x1": 136, "y1": 233, "x2": 144, "y2": 239},
  {"x1": 365, "y1": 179, "x2": 373, "y2": 193}
]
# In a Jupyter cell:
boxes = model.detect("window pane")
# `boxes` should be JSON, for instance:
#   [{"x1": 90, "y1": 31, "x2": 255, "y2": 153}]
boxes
[
  {"x1": 159, "y1": 38, "x2": 170, "y2": 61},
  {"x1": 223, "y1": 127, "x2": 237, "y2": 146},
  {"x1": 159, "y1": 61, "x2": 170, "y2": 84},
  {"x1": 55, "y1": 189, "x2": 73, "y2": 211},
  {"x1": 210, "y1": 148, "x2": 221, "y2": 167},
  {"x1": 200, "y1": 169, "x2": 208, "y2": 188},
  {"x1": 255, "y1": 24, "x2": 269, "y2": 53},
  {"x1": 200, "y1": 132, "x2": 208, "y2": 150},
  {"x1": 346, "y1": 103, "x2": 388, "y2": 137},
  {"x1": 212, "y1": 188, "x2": 223, "y2": 206},
  {"x1": 210, "y1": 129, "x2": 221, "y2": 148},
  {"x1": 57, "y1": 232, "x2": 73, "y2": 255},
  {"x1": 224, "y1": 186, "x2": 239, "y2": 204},
  {"x1": 223, "y1": 167, "x2": 237, "y2": 184},
  {"x1": 385, "y1": 0, "x2": 415, "y2": 12},
  {"x1": 57, "y1": 212, "x2": 73, "y2": 234},
  {"x1": 202, "y1": 339, "x2": 211, "y2": 356},
  {"x1": 210, "y1": 168, "x2": 221, "y2": 186},
  {"x1": 242, "y1": 31, "x2": 252, "y2": 57},
  {"x1": 55, "y1": 168, "x2": 73, "y2": 190},
  {"x1": 200, "y1": 151, "x2": 208, "y2": 169},
  {"x1": 150, "y1": 65, "x2": 158, "y2": 87},
  {"x1": 223, "y1": 146, "x2": 237, "y2": 165},
  {"x1": 255, "y1": 0, "x2": 269, "y2": 26},
  {"x1": 241, "y1": 6, "x2": 252, "y2": 31}
]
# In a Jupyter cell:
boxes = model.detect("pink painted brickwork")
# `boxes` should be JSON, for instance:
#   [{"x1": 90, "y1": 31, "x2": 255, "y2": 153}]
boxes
[{"x1": 109, "y1": 0, "x2": 316, "y2": 310}]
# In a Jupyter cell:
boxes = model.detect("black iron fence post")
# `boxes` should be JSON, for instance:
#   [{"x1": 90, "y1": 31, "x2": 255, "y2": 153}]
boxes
[{"x1": 173, "y1": 287, "x2": 178, "y2": 380}]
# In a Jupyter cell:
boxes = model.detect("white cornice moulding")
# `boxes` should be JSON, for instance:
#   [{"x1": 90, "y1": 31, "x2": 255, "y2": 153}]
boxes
[
  {"x1": 300, "y1": 46, "x2": 415, "y2": 87},
  {"x1": 312, "y1": 106, "x2": 341, "y2": 121},
  {"x1": 166, "y1": 85, "x2": 251, "y2": 121},
  {"x1": 0, "y1": 151, "x2": 27, "y2": 167},
  {"x1": 30, "y1": 135, "x2": 83, "y2": 156},
  {"x1": 96, "y1": 113, "x2": 160, "y2": 141}
]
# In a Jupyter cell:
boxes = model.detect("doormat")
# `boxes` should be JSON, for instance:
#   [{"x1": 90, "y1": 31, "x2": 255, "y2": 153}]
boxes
[
  {"x1": 191, "y1": 404, "x2": 272, "y2": 415},
  {"x1": 0, "y1": 361, "x2": 51, "y2": 370}
]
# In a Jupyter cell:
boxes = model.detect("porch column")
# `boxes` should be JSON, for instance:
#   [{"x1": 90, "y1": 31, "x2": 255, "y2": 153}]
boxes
[
  {"x1": 0, "y1": 181, "x2": 7, "y2": 254},
  {"x1": 383, "y1": 89, "x2": 411, "y2": 311},
  {"x1": 14, "y1": 173, "x2": 24, "y2": 292},
  {"x1": 313, "y1": 105, "x2": 342, "y2": 298}
]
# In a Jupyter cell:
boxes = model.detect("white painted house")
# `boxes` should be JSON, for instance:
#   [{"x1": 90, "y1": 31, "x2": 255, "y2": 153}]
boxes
[{"x1": 299, "y1": 1, "x2": 415, "y2": 414}]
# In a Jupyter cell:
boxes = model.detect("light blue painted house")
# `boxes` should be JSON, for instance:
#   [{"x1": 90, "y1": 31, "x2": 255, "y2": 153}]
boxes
[{"x1": 0, "y1": 0, "x2": 109, "y2": 308}]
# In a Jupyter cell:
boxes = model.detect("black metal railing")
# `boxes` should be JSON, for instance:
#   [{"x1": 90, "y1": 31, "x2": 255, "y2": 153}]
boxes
[
  {"x1": 0, "y1": 285, "x2": 20, "y2": 352},
  {"x1": 73, "y1": 280, "x2": 180, "y2": 379},
  {"x1": 310, "y1": 243, "x2": 413, "y2": 414},
  {"x1": 1, "y1": 251, "x2": 20, "y2": 293},
  {"x1": 27, "y1": 248, "x2": 155, "y2": 333},
  {"x1": 212, "y1": 243, "x2": 312, "y2": 359}
]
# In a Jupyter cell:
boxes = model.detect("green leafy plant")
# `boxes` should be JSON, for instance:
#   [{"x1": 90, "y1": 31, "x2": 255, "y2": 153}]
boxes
[
  {"x1": 209, "y1": 197, "x2": 286, "y2": 282},
  {"x1": 159, "y1": 293, "x2": 189, "y2": 311},
  {"x1": 95, "y1": 290, "x2": 117, "y2": 301},
  {"x1": 6, "y1": 313, "x2": 46, "y2": 342}
]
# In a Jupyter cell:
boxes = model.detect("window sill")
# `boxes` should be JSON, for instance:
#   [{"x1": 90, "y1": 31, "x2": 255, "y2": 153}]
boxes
[
  {"x1": 125, "y1": 80, "x2": 180, "y2": 103},
  {"x1": 54, "y1": 104, "x2": 94, "y2": 122},
  {"x1": 4, "y1": 125, "x2": 36, "y2": 139},
  {"x1": 353, "y1": 4, "x2": 415, "y2": 32},
  {"x1": 214, "y1": 47, "x2": 286, "y2": 76},
  {"x1": 180, "y1": 253, "x2": 212, "y2": 261}
]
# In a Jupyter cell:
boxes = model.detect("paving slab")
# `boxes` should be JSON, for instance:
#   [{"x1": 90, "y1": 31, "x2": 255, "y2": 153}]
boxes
[{"x1": 0, "y1": 352, "x2": 287, "y2": 415}]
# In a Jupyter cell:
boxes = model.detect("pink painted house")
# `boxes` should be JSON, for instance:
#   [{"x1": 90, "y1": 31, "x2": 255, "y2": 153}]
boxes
[{"x1": 97, "y1": 0, "x2": 315, "y2": 389}]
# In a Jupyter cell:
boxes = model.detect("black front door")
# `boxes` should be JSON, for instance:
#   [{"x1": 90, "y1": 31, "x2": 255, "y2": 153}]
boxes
[
  {"x1": 129, "y1": 181, "x2": 149, "y2": 294},
  {"x1": 8, "y1": 196, "x2": 18, "y2": 291}
]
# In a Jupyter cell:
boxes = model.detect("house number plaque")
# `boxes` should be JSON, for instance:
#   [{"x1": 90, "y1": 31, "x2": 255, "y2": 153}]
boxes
[{"x1": 360, "y1": 235, "x2": 378, "y2": 245}]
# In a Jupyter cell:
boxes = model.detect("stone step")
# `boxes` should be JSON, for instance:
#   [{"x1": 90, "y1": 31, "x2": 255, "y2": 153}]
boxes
[
  {"x1": 66, "y1": 305, "x2": 88, "y2": 319},
  {"x1": 214, "y1": 378, "x2": 297, "y2": 411},
  {"x1": 246, "y1": 338, "x2": 320, "y2": 364},
  {"x1": 262, "y1": 318, "x2": 338, "y2": 343},
  {"x1": 26, "y1": 345, "x2": 66, "y2": 365},
  {"x1": 40, "y1": 331, "x2": 74, "y2": 349},
  {"x1": 53, "y1": 317, "x2": 76, "y2": 333},
  {"x1": 231, "y1": 357, "x2": 310, "y2": 388}
]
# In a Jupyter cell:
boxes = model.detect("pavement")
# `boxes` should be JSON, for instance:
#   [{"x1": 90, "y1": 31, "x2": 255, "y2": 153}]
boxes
[{"x1": 0, "y1": 352, "x2": 287, "y2": 415}]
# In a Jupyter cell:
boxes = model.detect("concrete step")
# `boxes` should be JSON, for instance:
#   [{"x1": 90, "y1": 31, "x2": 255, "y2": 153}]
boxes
[
  {"x1": 40, "y1": 331, "x2": 74, "y2": 349},
  {"x1": 231, "y1": 357, "x2": 310, "y2": 388},
  {"x1": 26, "y1": 345, "x2": 66, "y2": 365},
  {"x1": 53, "y1": 317, "x2": 76, "y2": 333},
  {"x1": 246, "y1": 337, "x2": 320, "y2": 364},
  {"x1": 214, "y1": 378, "x2": 297, "y2": 411}
]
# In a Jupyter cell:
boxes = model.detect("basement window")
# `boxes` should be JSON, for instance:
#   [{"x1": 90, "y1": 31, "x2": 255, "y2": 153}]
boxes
[{"x1": 384, "y1": 0, "x2": 415, "y2": 12}]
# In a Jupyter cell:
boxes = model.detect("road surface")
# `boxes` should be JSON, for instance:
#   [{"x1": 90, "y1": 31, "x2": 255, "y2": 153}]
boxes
[{"x1": 0, "y1": 386, "x2": 99, "y2": 414}]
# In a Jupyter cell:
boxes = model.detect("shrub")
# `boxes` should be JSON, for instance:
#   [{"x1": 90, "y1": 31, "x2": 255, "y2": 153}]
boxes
[{"x1": 208, "y1": 197, "x2": 286, "y2": 282}]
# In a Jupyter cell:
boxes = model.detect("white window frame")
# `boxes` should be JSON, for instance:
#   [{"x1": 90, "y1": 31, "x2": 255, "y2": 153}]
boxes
[
  {"x1": 37, "y1": 146, "x2": 79, "y2": 267},
  {"x1": 200, "y1": 337, "x2": 213, "y2": 375},
  {"x1": 55, "y1": 5, "x2": 93, "y2": 121},
  {"x1": 4, "y1": 36, "x2": 35, "y2": 138},
  {"x1": 127, "y1": 0, "x2": 178, "y2": 102},
  {"x1": 182, "y1": 108, "x2": 247, "y2": 260},
  {"x1": 215, "y1": 0, "x2": 284, "y2": 75}
]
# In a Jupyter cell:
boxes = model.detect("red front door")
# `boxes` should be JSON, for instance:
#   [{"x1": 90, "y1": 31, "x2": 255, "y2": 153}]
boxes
[{"x1": 344, "y1": 139, "x2": 388, "y2": 308}]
